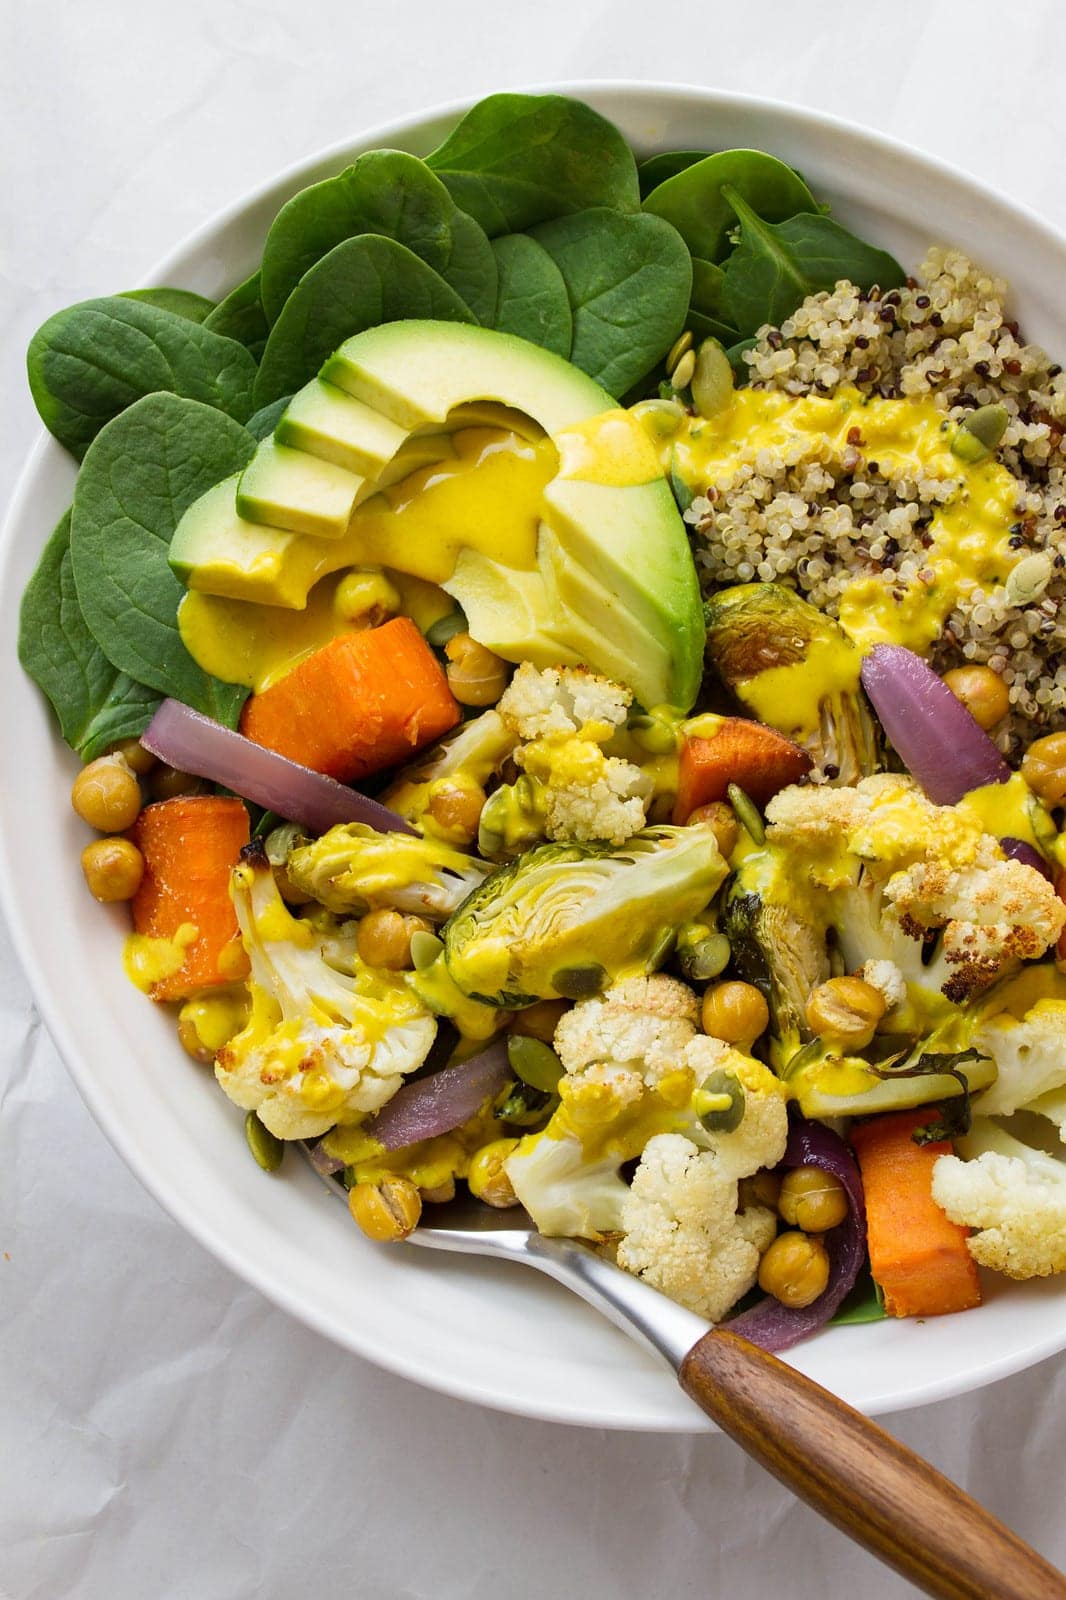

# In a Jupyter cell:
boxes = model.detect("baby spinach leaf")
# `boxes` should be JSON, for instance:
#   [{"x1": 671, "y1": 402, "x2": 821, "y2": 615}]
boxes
[
  {"x1": 18, "y1": 510, "x2": 161, "y2": 757},
  {"x1": 122, "y1": 287, "x2": 216, "y2": 323},
  {"x1": 259, "y1": 151, "x2": 497, "y2": 326},
  {"x1": 253, "y1": 234, "x2": 475, "y2": 407},
  {"x1": 246, "y1": 396, "x2": 291, "y2": 440},
  {"x1": 426, "y1": 92, "x2": 640, "y2": 236},
  {"x1": 27, "y1": 297, "x2": 258, "y2": 460},
  {"x1": 637, "y1": 150, "x2": 712, "y2": 199},
  {"x1": 725, "y1": 335, "x2": 758, "y2": 376},
  {"x1": 70, "y1": 394, "x2": 254, "y2": 725},
  {"x1": 642, "y1": 148, "x2": 818, "y2": 263},
  {"x1": 530, "y1": 209, "x2": 691, "y2": 399},
  {"x1": 829, "y1": 1268, "x2": 886, "y2": 1326},
  {"x1": 689, "y1": 308, "x2": 742, "y2": 347},
  {"x1": 204, "y1": 272, "x2": 270, "y2": 361},
  {"x1": 691, "y1": 258, "x2": 730, "y2": 320},
  {"x1": 720, "y1": 188, "x2": 907, "y2": 337},
  {"x1": 488, "y1": 234, "x2": 572, "y2": 357}
]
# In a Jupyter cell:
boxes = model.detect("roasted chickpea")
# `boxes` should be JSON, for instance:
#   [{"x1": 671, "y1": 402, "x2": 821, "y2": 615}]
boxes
[
  {"x1": 104, "y1": 737, "x2": 156, "y2": 776},
  {"x1": 685, "y1": 801, "x2": 739, "y2": 858},
  {"x1": 355, "y1": 908, "x2": 431, "y2": 970},
  {"x1": 444, "y1": 632, "x2": 511, "y2": 707},
  {"x1": 942, "y1": 665, "x2": 1010, "y2": 731},
  {"x1": 149, "y1": 763, "x2": 205, "y2": 802},
  {"x1": 334, "y1": 568, "x2": 401, "y2": 628},
  {"x1": 805, "y1": 976, "x2": 886, "y2": 1048},
  {"x1": 80, "y1": 837, "x2": 144, "y2": 902},
  {"x1": 420, "y1": 1178, "x2": 456, "y2": 1205},
  {"x1": 467, "y1": 1138, "x2": 520, "y2": 1208},
  {"x1": 778, "y1": 1166, "x2": 849, "y2": 1233},
  {"x1": 71, "y1": 754, "x2": 141, "y2": 833},
  {"x1": 348, "y1": 1175, "x2": 422, "y2": 1241},
  {"x1": 426, "y1": 777, "x2": 486, "y2": 842},
  {"x1": 701, "y1": 980, "x2": 769, "y2": 1048},
  {"x1": 509, "y1": 998, "x2": 568, "y2": 1043},
  {"x1": 740, "y1": 1169, "x2": 782, "y2": 1212},
  {"x1": 177, "y1": 1010, "x2": 216, "y2": 1065},
  {"x1": 1022, "y1": 732, "x2": 1066, "y2": 808},
  {"x1": 758, "y1": 1230, "x2": 830, "y2": 1308}
]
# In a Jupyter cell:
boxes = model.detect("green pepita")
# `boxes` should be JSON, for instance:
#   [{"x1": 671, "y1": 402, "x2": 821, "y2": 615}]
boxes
[
  {"x1": 677, "y1": 931, "x2": 731, "y2": 982},
  {"x1": 690, "y1": 338, "x2": 734, "y2": 419},
  {"x1": 694, "y1": 1069, "x2": 746, "y2": 1133},
  {"x1": 666, "y1": 329, "x2": 694, "y2": 375},
  {"x1": 1005, "y1": 551, "x2": 1052, "y2": 607},
  {"x1": 670, "y1": 347, "x2": 696, "y2": 392},
  {"x1": 552, "y1": 962, "x2": 607, "y2": 999},
  {"x1": 507, "y1": 1033, "x2": 564, "y2": 1094},
  {"x1": 950, "y1": 404, "x2": 1008, "y2": 463},
  {"x1": 245, "y1": 1110, "x2": 284, "y2": 1172},
  {"x1": 410, "y1": 930, "x2": 445, "y2": 970},
  {"x1": 426, "y1": 610, "x2": 468, "y2": 648},
  {"x1": 727, "y1": 782, "x2": 766, "y2": 845}
]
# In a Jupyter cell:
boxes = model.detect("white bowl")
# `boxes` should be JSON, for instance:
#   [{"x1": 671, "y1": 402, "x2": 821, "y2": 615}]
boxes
[{"x1": 4, "y1": 83, "x2": 1065, "y2": 1431}]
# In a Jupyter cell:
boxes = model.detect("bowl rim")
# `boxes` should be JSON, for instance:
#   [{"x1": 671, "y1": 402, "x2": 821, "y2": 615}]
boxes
[{"x1": 4, "y1": 78, "x2": 1066, "y2": 1429}]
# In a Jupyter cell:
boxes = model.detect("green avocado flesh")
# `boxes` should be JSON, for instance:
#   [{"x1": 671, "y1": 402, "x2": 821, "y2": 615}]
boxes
[{"x1": 170, "y1": 320, "x2": 704, "y2": 709}]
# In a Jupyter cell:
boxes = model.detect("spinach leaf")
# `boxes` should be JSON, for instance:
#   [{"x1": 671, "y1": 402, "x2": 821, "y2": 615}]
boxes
[
  {"x1": 204, "y1": 272, "x2": 270, "y2": 362},
  {"x1": 691, "y1": 257, "x2": 731, "y2": 321},
  {"x1": 246, "y1": 396, "x2": 291, "y2": 440},
  {"x1": 27, "y1": 296, "x2": 258, "y2": 460},
  {"x1": 426, "y1": 92, "x2": 639, "y2": 236},
  {"x1": 488, "y1": 234, "x2": 572, "y2": 357},
  {"x1": 725, "y1": 336, "x2": 758, "y2": 376},
  {"x1": 259, "y1": 151, "x2": 497, "y2": 326},
  {"x1": 689, "y1": 308, "x2": 742, "y2": 347},
  {"x1": 253, "y1": 234, "x2": 475, "y2": 407},
  {"x1": 18, "y1": 510, "x2": 162, "y2": 758},
  {"x1": 720, "y1": 187, "x2": 907, "y2": 337},
  {"x1": 830, "y1": 1268, "x2": 886, "y2": 1326},
  {"x1": 642, "y1": 148, "x2": 817, "y2": 263},
  {"x1": 637, "y1": 150, "x2": 712, "y2": 199},
  {"x1": 530, "y1": 209, "x2": 691, "y2": 399},
  {"x1": 70, "y1": 394, "x2": 254, "y2": 724},
  {"x1": 122, "y1": 287, "x2": 216, "y2": 323}
]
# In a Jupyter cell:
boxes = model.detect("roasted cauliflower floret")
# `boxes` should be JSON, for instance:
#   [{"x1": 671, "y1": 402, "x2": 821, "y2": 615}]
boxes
[
  {"x1": 932, "y1": 1121, "x2": 1066, "y2": 1280},
  {"x1": 214, "y1": 849, "x2": 436, "y2": 1140},
  {"x1": 616, "y1": 1133, "x2": 779, "y2": 1322},
  {"x1": 972, "y1": 976, "x2": 1066, "y2": 1121},
  {"x1": 553, "y1": 974, "x2": 700, "y2": 1097},
  {"x1": 498, "y1": 661, "x2": 631, "y2": 741}
]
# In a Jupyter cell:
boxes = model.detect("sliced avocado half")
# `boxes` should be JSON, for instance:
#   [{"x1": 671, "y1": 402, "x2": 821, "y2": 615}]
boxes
[{"x1": 172, "y1": 321, "x2": 704, "y2": 708}]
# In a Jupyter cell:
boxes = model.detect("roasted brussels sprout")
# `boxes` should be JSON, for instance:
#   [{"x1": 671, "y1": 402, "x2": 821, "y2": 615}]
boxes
[
  {"x1": 704, "y1": 583, "x2": 878, "y2": 785},
  {"x1": 724, "y1": 851, "x2": 830, "y2": 1064},
  {"x1": 286, "y1": 823, "x2": 490, "y2": 920},
  {"x1": 440, "y1": 825, "x2": 728, "y2": 1008}
]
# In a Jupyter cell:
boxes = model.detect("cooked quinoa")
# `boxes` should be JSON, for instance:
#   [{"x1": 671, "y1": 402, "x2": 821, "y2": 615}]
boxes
[{"x1": 686, "y1": 248, "x2": 1066, "y2": 754}]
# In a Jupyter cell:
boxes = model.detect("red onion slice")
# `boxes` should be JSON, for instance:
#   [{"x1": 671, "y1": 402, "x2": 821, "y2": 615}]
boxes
[
  {"x1": 728, "y1": 1115, "x2": 867, "y2": 1353},
  {"x1": 365, "y1": 1040, "x2": 511, "y2": 1150},
  {"x1": 1000, "y1": 836, "x2": 1053, "y2": 880},
  {"x1": 860, "y1": 644, "x2": 1010, "y2": 805},
  {"x1": 140, "y1": 698, "x2": 414, "y2": 836}
]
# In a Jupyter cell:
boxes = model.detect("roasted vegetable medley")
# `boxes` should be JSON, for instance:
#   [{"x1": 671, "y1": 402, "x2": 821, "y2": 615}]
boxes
[{"x1": 20, "y1": 93, "x2": 1066, "y2": 1350}]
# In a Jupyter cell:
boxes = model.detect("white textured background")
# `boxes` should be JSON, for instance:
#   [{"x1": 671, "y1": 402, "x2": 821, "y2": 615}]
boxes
[{"x1": 3, "y1": 2, "x2": 1066, "y2": 1595}]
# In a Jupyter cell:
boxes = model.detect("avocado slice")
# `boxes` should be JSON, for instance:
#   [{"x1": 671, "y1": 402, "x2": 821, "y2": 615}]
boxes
[
  {"x1": 174, "y1": 322, "x2": 705, "y2": 708},
  {"x1": 171, "y1": 475, "x2": 362, "y2": 608},
  {"x1": 235, "y1": 438, "x2": 365, "y2": 539},
  {"x1": 276, "y1": 379, "x2": 408, "y2": 476}
]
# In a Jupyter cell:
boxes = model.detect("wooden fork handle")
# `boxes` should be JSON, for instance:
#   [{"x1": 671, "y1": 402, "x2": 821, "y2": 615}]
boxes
[{"x1": 680, "y1": 1329, "x2": 1065, "y2": 1600}]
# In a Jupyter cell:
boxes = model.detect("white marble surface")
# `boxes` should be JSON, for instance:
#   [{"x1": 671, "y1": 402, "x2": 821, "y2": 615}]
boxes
[{"x1": 3, "y1": 3, "x2": 1066, "y2": 1595}]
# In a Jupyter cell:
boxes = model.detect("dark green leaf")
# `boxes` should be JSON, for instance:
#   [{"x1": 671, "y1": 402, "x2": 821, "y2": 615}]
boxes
[
  {"x1": 830, "y1": 1267, "x2": 886, "y2": 1326},
  {"x1": 18, "y1": 510, "x2": 161, "y2": 756},
  {"x1": 70, "y1": 394, "x2": 254, "y2": 724},
  {"x1": 642, "y1": 148, "x2": 817, "y2": 263},
  {"x1": 245, "y1": 396, "x2": 291, "y2": 440},
  {"x1": 488, "y1": 234, "x2": 572, "y2": 356},
  {"x1": 259, "y1": 151, "x2": 497, "y2": 326},
  {"x1": 204, "y1": 272, "x2": 270, "y2": 361},
  {"x1": 427, "y1": 92, "x2": 639, "y2": 236},
  {"x1": 638, "y1": 150, "x2": 713, "y2": 199},
  {"x1": 27, "y1": 296, "x2": 258, "y2": 460},
  {"x1": 253, "y1": 234, "x2": 475, "y2": 407},
  {"x1": 529, "y1": 209, "x2": 691, "y2": 399},
  {"x1": 721, "y1": 190, "x2": 907, "y2": 337},
  {"x1": 689, "y1": 308, "x2": 741, "y2": 346},
  {"x1": 691, "y1": 258, "x2": 730, "y2": 320},
  {"x1": 726, "y1": 336, "x2": 758, "y2": 376},
  {"x1": 122, "y1": 287, "x2": 216, "y2": 323}
]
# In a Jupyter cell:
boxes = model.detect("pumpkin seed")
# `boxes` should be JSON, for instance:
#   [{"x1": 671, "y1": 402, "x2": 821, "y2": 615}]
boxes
[
  {"x1": 507, "y1": 1033, "x2": 564, "y2": 1094},
  {"x1": 670, "y1": 347, "x2": 696, "y2": 391},
  {"x1": 1005, "y1": 551, "x2": 1053, "y2": 606},
  {"x1": 666, "y1": 329, "x2": 693, "y2": 375},
  {"x1": 950, "y1": 403, "x2": 1008, "y2": 463},
  {"x1": 245, "y1": 1111, "x2": 284, "y2": 1172},
  {"x1": 727, "y1": 782, "x2": 766, "y2": 845},
  {"x1": 695, "y1": 1069, "x2": 746, "y2": 1133},
  {"x1": 691, "y1": 338, "x2": 734, "y2": 419},
  {"x1": 552, "y1": 962, "x2": 607, "y2": 999},
  {"x1": 410, "y1": 930, "x2": 445, "y2": 970},
  {"x1": 426, "y1": 610, "x2": 468, "y2": 648}
]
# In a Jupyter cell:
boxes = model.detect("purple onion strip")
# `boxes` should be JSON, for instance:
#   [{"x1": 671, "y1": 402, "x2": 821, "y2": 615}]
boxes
[
  {"x1": 307, "y1": 1140, "x2": 346, "y2": 1177},
  {"x1": 860, "y1": 643, "x2": 1010, "y2": 805},
  {"x1": 141, "y1": 698, "x2": 415, "y2": 836},
  {"x1": 1000, "y1": 836, "x2": 1053, "y2": 880},
  {"x1": 728, "y1": 1114, "x2": 867, "y2": 1353},
  {"x1": 366, "y1": 1040, "x2": 511, "y2": 1151}
]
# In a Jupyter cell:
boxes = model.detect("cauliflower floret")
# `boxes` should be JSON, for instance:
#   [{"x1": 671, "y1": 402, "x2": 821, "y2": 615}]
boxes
[
  {"x1": 884, "y1": 855, "x2": 1064, "y2": 976},
  {"x1": 974, "y1": 983, "x2": 1066, "y2": 1120},
  {"x1": 616, "y1": 1134, "x2": 778, "y2": 1322},
  {"x1": 859, "y1": 958, "x2": 907, "y2": 1011},
  {"x1": 554, "y1": 974, "x2": 700, "y2": 1089},
  {"x1": 518, "y1": 736, "x2": 651, "y2": 845},
  {"x1": 682, "y1": 1038, "x2": 789, "y2": 1180},
  {"x1": 214, "y1": 851, "x2": 435, "y2": 1140},
  {"x1": 498, "y1": 661, "x2": 631, "y2": 741},
  {"x1": 932, "y1": 1121, "x2": 1066, "y2": 1279}
]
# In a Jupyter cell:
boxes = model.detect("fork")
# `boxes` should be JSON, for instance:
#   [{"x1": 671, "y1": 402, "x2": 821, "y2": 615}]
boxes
[{"x1": 400, "y1": 1197, "x2": 1064, "y2": 1600}]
